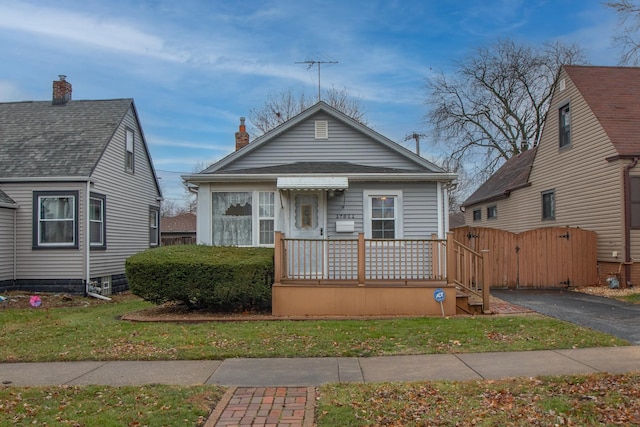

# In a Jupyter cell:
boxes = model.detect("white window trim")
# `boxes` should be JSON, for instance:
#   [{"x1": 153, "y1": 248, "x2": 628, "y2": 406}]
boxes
[
  {"x1": 363, "y1": 190, "x2": 403, "y2": 239},
  {"x1": 34, "y1": 192, "x2": 78, "y2": 248},
  {"x1": 211, "y1": 189, "x2": 277, "y2": 247},
  {"x1": 125, "y1": 128, "x2": 135, "y2": 173},
  {"x1": 149, "y1": 207, "x2": 159, "y2": 247},
  {"x1": 89, "y1": 194, "x2": 106, "y2": 247},
  {"x1": 258, "y1": 191, "x2": 275, "y2": 246}
]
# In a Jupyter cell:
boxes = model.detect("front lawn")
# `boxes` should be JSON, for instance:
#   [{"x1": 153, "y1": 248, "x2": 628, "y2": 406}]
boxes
[{"x1": 0, "y1": 294, "x2": 628, "y2": 362}]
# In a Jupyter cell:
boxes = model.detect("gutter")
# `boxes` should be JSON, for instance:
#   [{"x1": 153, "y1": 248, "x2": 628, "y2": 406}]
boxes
[
  {"x1": 182, "y1": 172, "x2": 458, "y2": 183},
  {"x1": 624, "y1": 158, "x2": 639, "y2": 287}
]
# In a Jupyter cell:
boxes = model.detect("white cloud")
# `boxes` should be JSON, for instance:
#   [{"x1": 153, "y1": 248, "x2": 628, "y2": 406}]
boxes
[
  {"x1": 0, "y1": 2, "x2": 187, "y2": 62},
  {"x1": 148, "y1": 136, "x2": 230, "y2": 152},
  {"x1": 0, "y1": 80, "x2": 29, "y2": 101}
]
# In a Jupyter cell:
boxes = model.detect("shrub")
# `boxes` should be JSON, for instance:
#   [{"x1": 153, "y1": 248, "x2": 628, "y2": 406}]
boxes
[{"x1": 125, "y1": 245, "x2": 274, "y2": 311}]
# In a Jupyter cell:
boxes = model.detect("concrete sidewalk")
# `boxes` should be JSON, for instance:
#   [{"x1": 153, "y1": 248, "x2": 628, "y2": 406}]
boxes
[
  {"x1": 3, "y1": 347, "x2": 640, "y2": 426},
  {"x1": 2, "y1": 346, "x2": 639, "y2": 387}
]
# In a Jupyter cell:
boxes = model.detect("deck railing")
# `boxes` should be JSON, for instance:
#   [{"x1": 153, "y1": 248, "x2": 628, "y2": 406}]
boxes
[
  {"x1": 447, "y1": 236, "x2": 490, "y2": 312},
  {"x1": 274, "y1": 232, "x2": 447, "y2": 285},
  {"x1": 274, "y1": 231, "x2": 489, "y2": 312}
]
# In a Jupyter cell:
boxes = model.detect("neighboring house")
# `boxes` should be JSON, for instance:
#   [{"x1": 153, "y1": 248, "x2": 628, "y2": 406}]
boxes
[
  {"x1": 0, "y1": 76, "x2": 162, "y2": 295},
  {"x1": 161, "y1": 212, "x2": 196, "y2": 245},
  {"x1": 462, "y1": 65, "x2": 640, "y2": 286},
  {"x1": 184, "y1": 102, "x2": 456, "y2": 247},
  {"x1": 449, "y1": 211, "x2": 466, "y2": 229}
]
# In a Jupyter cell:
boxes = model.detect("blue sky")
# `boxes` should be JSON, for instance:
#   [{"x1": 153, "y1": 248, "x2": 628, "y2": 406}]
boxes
[{"x1": 0, "y1": 0, "x2": 621, "y2": 207}]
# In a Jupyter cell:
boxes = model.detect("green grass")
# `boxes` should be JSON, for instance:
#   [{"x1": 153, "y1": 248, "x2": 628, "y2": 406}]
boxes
[
  {"x1": 316, "y1": 373, "x2": 640, "y2": 426},
  {"x1": 617, "y1": 293, "x2": 640, "y2": 304},
  {"x1": 0, "y1": 297, "x2": 628, "y2": 362},
  {"x1": 0, "y1": 385, "x2": 224, "y2": 426}
]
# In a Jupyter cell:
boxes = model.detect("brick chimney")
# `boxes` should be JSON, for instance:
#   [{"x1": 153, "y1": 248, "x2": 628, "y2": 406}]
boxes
[
  {"x1": 52, "y1": 75, "x2": 72, "y2": 105},
  {"x1": 235, "y1": 117, "x2": 250, "y2": 151}
]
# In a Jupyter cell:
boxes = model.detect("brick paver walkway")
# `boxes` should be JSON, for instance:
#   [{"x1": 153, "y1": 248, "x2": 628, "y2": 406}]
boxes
[{"x1": 204, "y1": 386, "x2": 315, "y2": 427}]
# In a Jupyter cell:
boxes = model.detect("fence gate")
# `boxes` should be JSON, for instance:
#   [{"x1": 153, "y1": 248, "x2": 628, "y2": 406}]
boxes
[{"x1": 452, "y1": 226, "x2": 597, "y2": 288}]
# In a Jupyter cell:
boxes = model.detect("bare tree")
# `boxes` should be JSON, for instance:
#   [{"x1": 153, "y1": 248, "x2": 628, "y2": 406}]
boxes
[
  {"x1": 249, "y1": 87, "x2": 367, "y2": 135},
  {"x1": 181, "y1": 160, "x2": 211, "y2": 214},
  {"x1": 425, "y1": 39, "x2": 587, "y2": 181},
  {"x1": 606, "y1": 0, "x2": 640, "y2": 65}
]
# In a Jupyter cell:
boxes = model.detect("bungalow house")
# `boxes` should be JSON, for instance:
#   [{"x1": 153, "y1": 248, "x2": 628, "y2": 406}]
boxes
[
  {"x1": 183, "y1": 102, "x2": 462, "y2": 316},
  {"x1": 0, "y1": 76, "x2": 162, "y2": 295},
  {"x1": 462, "y1": 65, "x2": 640, "y2": 287}
]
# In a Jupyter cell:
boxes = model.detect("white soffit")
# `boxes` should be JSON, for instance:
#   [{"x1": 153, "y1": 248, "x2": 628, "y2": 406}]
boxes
[{"x1": 277, "y1": 176, "x2": 348, "y2": 190}]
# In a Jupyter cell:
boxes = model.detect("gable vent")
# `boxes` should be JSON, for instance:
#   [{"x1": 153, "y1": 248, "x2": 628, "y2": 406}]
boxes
[
  {"x1": 559, "y1": 78, "x2": 566, "y2": 91},
  {"x1": 315, "y1": 120, "x2": 328, "y2": 139}
]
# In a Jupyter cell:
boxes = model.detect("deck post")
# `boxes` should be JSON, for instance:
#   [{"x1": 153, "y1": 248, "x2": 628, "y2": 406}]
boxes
[
  {"x1": 274, "y1": 231, "x2": 283, "y2": 285},
  {"x1": 446, "y1": 231, "x2": 455, "y2": 284},
  {"x1": 357, "y1": 232, "x2": 365, "y2": 286},
  {"x1": 481, "y1": 249, "x2": 490, "y2": 312}
]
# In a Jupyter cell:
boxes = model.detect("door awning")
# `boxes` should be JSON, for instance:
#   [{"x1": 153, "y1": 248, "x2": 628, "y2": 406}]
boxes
[{"x1": 277, "y1": 177, "x2": 349, "y2": 191}]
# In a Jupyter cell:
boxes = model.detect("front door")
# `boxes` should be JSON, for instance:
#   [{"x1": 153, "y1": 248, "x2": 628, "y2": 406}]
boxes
[{"x1": 288, "y1": 192, "x2": 325, "y2": 278}]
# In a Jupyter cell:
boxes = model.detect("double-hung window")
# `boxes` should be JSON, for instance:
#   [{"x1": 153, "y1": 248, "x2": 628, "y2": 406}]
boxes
[
  {"x1": 149, "y1": 207, "x2": 159, "y2": 246},
  {"x1": 473, "y1": 209, "x2": 482, "y2": 221},
  {"x1": 364, "y1": 190, "x2": 402, "y2": 239},
  {"x1": 559, "y1": 104, "x2": 571, "y2": 149},
  {"x1": 125, "y1": 128, "x2": 135, "y2": 173},
  {"x1": 90, "y1": 193, "x2": 106, "y2": 248},
  {"x1": 212, "y1": 191, "x2": 276, "y2": 246},
  {"x1": 258, "y1": 192, "x2": 275, "y2": 245},
  {"x1": 33, "y1": 191, "x2": 78, "y2": 248},
  {"x1": 542, "y1": 190, "x2": 556, "y2": 221},
  {"x1": 487, "y1": 205, "x2": 497, "y2": 220}
]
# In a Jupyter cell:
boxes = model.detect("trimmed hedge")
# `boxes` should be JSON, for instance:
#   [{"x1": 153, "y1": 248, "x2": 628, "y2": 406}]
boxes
[{"x1": 125, "y1": 245, "x2": 274, "y2": 311}]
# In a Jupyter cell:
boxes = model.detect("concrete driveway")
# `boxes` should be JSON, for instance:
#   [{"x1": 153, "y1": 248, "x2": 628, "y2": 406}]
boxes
[{"x1": 492, "y1": 289, "x2": 640, "y2": 345}]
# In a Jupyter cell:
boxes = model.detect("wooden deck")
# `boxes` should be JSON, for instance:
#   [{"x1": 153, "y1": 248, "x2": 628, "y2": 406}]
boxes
[{"x1": 272, "y1": 232, "x2": 489, "y2": 316}]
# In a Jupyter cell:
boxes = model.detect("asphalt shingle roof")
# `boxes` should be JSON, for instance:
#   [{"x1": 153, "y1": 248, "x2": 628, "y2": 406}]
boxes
[
  {"x1": 564, "y1": 65, "x2": 640, "y2": 157},
  {"x1": 219, "y1": 161, "x2": 417, "y2": 175},
  {"x1": 462, "y1": 147, "x2": 537, "y2": 207},
  {"x1": 0, "y1": 99, "x2": 133, "y2": 178}
]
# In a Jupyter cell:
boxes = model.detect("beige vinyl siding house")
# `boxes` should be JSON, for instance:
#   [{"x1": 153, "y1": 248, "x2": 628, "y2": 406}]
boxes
[
  {"x1": 0, "y1": 76, "x2": 161, "y2": 295},
  {"x1": 462, "y1": 65, "x2": 640, "y2": 286}
]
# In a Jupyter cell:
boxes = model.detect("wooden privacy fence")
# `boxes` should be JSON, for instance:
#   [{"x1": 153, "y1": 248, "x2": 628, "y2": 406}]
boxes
[{"x1": 451, "y1": 226, "x2": 597, "y2": 288}]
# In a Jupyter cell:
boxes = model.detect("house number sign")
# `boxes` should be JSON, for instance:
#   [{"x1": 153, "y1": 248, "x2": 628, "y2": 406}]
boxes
[{"x1": 336, "y1": 213, "x2": 356, "y2": 219}]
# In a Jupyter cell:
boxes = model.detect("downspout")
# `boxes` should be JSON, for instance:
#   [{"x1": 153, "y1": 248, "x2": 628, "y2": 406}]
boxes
[
  {"x1": 85, "y1": 180, "x2": 110, "y2": 300},
  {"x1": 436, "y1": 181, "x2": 443, "y2": 239},
  {"x1": 13, "y1": 209, "x2": 17, "y2": 282},
  {"x1": 624, "y1": 158, "x2": 639, "y2": 288}
]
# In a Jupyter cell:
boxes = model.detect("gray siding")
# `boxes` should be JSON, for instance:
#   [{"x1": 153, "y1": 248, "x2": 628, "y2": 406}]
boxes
[
  {"x1": 227, "y1": 112, "x2": 422, "y2": 171},
  {"x1": 464, "y1": 68, "x2": 623, "y2": 261},
  {"x1": 90, "y1": 107, "x2": 161, "y2": 277},
  {"x1": 2, "y1": 182, "x2": 86, "y2": 280},
  {"x1": 0, "y1": 207, "x2": 15, "y2": 281}
]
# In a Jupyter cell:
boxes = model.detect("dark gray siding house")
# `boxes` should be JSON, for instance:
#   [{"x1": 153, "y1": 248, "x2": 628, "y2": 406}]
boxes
[{"x1": 0, "y1": 76, "x2": 162, "y2": 295}]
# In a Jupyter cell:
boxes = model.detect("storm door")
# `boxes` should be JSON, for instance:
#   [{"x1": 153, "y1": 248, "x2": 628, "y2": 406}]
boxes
[{"x1": 288, "y1": 192, "x2": 325, "y2": 278}]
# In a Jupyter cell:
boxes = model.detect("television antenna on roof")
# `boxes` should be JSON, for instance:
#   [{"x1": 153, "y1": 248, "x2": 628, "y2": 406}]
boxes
[
  {"x1": 295, "y1": 59, "x2": 338, "y2": 102},
  {"x1": 405, "y1": 132, "x2": 427, "y2": 156}
]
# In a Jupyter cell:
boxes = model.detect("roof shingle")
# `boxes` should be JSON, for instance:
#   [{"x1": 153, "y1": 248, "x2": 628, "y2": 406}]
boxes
[
  {"x1": 564, "y1": 65, "x2": 640, "y2": 157},
  {"x1": 0, "y1": 99, "x2": 133, "y2": 178}
]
